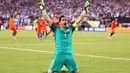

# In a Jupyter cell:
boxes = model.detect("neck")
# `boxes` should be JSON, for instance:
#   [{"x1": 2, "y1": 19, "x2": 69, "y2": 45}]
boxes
[
  {"x1": 61, "y1": 25, "x2": 65, "y2": 29},
  {"x1": 61, "y1": 25, "x2": 67, "y2": 29}
]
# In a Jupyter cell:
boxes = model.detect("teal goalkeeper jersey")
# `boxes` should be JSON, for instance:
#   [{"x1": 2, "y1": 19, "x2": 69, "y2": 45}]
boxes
[{"x1": 51, "y1": 24, "x2": 75, "y2": 54}]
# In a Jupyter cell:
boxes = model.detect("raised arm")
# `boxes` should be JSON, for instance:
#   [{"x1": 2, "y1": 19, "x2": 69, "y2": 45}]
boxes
[
  {"x1": 73, "y1": 1, "x2": 90, "y2": 28},
  {"x1": 38, "y1": 0, "x2": 52, "y2": 27}
]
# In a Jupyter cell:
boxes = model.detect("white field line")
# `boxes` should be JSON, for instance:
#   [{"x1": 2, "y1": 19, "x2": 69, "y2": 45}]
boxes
[
  {"x1": 0, "y1": 44, "x2": 53, "y2": 46},
  {"x1": 0, "y1": 46, "x2": 130, "y2": 61},
  {"x1": 0, "y1": 42, "x2": 95, "y2": 46}
]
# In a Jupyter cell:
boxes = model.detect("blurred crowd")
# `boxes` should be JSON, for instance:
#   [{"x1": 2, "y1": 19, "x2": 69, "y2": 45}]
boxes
[
  {"x1": 45, "y1": 0, "x2": 130, "y2": 19},
  {"x1": 0, "y1": 0, "x2": 130, "y2": 26}
]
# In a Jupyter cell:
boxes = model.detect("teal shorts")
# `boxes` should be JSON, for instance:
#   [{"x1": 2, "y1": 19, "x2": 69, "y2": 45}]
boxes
[{"x1": 49, "y1": 54, "x2": 78, "y2": 73}]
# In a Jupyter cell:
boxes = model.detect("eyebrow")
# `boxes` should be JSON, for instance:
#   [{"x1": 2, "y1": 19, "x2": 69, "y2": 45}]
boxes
[{"x1": 61, "y1": 18, "x2": 66, "y2": 20}]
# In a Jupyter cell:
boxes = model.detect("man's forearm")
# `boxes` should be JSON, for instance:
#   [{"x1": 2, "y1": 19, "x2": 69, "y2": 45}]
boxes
[
  {"x1": 73, "y1": 1, "x2": 90, "y2": 27},
  {"x1": 38, "y1": 0, "x2": 52, "y2": 27},
  {"x1": 75, "y1": 14, "x2": 85, "y2": 24},
  {"x1": 43, "y1": 13, "x2": 52, "y2": 26}
]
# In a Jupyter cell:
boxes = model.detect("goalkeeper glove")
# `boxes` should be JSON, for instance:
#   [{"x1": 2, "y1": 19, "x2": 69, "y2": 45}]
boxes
[
  {"x1": 38, "y1": 0, "x2": 46, "y2": 14},
  {"x1": 82, "y1": 1, "x2": 90, "y2": 15}
]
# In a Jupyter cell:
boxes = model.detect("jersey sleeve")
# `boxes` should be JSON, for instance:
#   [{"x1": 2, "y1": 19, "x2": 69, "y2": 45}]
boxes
[
  {"x1": 70, "y1": 25, "x2": 76, "y2": 32},
  {"x1": 50, "y1": 23, "x2": 57, "y2": 32},
  {"x1": 70, "y1": 22, "x2": 79, "y2": 32}
]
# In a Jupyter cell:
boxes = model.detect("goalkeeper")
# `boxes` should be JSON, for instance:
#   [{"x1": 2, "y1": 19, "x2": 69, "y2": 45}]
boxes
[{"x1": 38, "y1": 0, "x2": 90, "y2": 73}]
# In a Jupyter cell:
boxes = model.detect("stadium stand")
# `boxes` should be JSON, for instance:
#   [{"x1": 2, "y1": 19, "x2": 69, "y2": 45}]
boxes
[{"x1": 0, "y1": 0, "x2": 130, "y2": 27}]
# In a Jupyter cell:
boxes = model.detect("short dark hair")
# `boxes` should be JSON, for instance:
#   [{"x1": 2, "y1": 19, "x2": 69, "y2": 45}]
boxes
[
  {"x1": 59, "y1": 15, "x2": 65, "y2": 22},
  {"x1": 11, "y1": 15, "x2": 14, "y2": 18},
  {"x1": 36, "y1": 16, "x2": 39, "y2": 19}
]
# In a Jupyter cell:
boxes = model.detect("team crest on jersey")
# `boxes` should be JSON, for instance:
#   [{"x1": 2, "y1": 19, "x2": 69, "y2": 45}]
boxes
[{"x1": 66, "y1": 29, "x2": 70, "y2": 33}]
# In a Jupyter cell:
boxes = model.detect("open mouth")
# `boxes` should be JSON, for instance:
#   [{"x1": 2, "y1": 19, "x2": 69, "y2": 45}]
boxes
[{"x1": 64, "y1": 23, "x2": 67, "y2": 25}]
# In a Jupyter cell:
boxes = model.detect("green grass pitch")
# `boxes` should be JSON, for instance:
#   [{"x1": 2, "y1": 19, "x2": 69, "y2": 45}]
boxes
[{"x1": 0, "y1": 30, "x2": 130, "y2": 73}]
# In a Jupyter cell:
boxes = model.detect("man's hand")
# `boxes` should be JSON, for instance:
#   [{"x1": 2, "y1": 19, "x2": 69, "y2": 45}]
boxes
[
  {"x1": 82, "y1": 1, "x2": 90, "y2": 15},
  {"x1": 85, "y1": 1, "x2": 90, "y2": 7},
  {"x1": 38, "y1": 0, "x2": 44, "y2": 5},
  {"x1": 38, "y1": 0, "x2": 46, "y2": 14}
]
